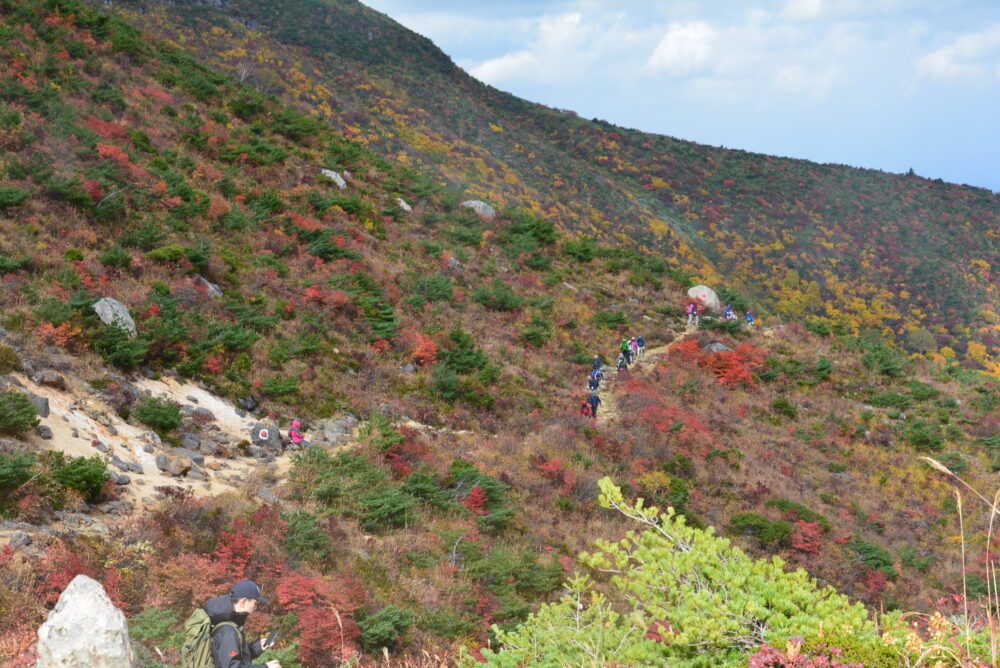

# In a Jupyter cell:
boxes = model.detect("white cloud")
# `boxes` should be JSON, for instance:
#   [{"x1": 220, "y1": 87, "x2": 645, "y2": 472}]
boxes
[
  {"x1": 774, "y1": 64, "x2": 844, "y2": 101},
  {"x1": 915, "y1": 24, "x2": 1000, "y2": 86},
  {"x1": 648, "y1": 21, "x2": 718, "y2": 75},
  {"x1": 470, "y1": 50, "x2": 540, "y2": 83},
  {"x1": 781, "y1": 0, "x2": 824, "y2": 21}
]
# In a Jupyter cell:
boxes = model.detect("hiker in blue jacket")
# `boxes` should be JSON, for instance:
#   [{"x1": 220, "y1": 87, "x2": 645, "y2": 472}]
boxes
[{"x1": 587, "y1": 393, "x2": 601, "y2": 418}]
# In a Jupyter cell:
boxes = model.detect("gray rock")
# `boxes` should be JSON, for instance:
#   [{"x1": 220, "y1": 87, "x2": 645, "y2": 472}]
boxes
[
  {"x1": 142, "y1": 443, "x2": 154, "y2": 454},
  {"x1": 320, "y1": 168, "x2": 347, "y2": 189},
  {"x1": 9, "y1": 530, "x2": 31, "y2": 547},
  {"x1": 106, "y1": 425, "x2": 117, "y2": 436},
  {"x1": 687, "y1": 285, "x2": 721, "y2": 314},
  {"x1": 173, "y1": 447, "x2": 205, "y2": 467},
  {"x1": 257, "y1": 487, "x2": 278, "y2": 504},
  {"x1": 180, "y1": 433, "x2": 201, "y2": 450},
  {"x1": 155, "y1": 453, "x2": 191, "y2": 477},
  {"x1": 36, "y1": 574, "x2": 135, "y2": 668},
  {"x1": 248, "y1": 445, "x2": 263, "y2": 458},
  {"x1": 36, "y1": 424, "x2": 53, "y2": 439},
  {"x1": 250, "y1": 422, "x2": 283, "y2": 452},
  {"x1": 316, "y1": 414, "x2": 359, "y2": 441},
  {"x1": 198, "y1": 440, "x2": 220, "y2": 457},
  {"x1": 95, "y1": 441, "x2": 110, "y2": 454},
  {"x1": 192, "y1": 407, "x2": 215, "y2": 422},
  {"x1": 115, "y1": 474, "x2": 131, "y2": 486},
  {"x1": 186, "y1": 395, "x2": 199, "y2": 404},
  {"x1": 235, "y1": 408, "x2": 246, "y2": 418},
  {"x1": 239, "y1": 395, "x2": 257, "y2": 411},
  {"x1": 402, "y1": 363, "x2": 416, "y2": 374},
  {"x1": 125, "y1": 461, "x2": 143, "y2": 474},
  {"x1": 460, "y1": 199, "x2": 496, "y2": 219},
  {"x1": 192, "y1": 274, "x2": 223, "y2": 299},
  {"x1": 701, "y1": 340, "x2": 733, "y2": 353},
  {"x1": 26, "y1": 392, "x2": 49, "y2": 418},
  {"x1": 92, "y1": 297, "x2": 137, "y2": 338},
  {"x1": 33, "y1": 370, "x2": 67, "y2": 391},
  {"x1": 394, "y1": 197, "x2": 412, "y2": 212},
  {"x1": 71, "y1": 428, "x2": 79, "y2": 438},
  {"x1": 110, "y1": 456, "x2": 129, "y2": 471},
  {"x1": 447, "y1": 256, "x2": 462, "y2": 271},
  {"x1": 185, "y1": 469, "x2": 207, "y2": 481}
]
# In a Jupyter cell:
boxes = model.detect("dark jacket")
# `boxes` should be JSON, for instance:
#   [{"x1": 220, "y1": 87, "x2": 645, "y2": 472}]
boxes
[{"x1": 204, "y1": 595, "x2": 265, "y2": 668}]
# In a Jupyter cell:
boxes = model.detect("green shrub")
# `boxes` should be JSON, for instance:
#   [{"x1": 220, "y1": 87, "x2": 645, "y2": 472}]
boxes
[
  {"x1": 92, "y1": 324, "x2": 148, "y2": 370},
  {"x1": 359, "y1": 605, "x2": 414, "y2": 652},
  {"x1": 0, "y1": 389, "x2": 40, "y2": 435},
  {"x1": 91, "y1": 81, "x2": 126, "y2": 110},
  {"x1": 561, "y1": 237, "x2": 597, "y2": 263},
  {"x1": 729, "y1": 513, "x2": 792, "y2": 548},
  {"x1": 0, "y1": 252, "x2": 30, "y2": 273},
  {"x1": 907, "y1": 381, "x2": 940, "y2": 401},
  {"x1": 0, "y1": 345, "x2": 20, "y2": 373},
  {"x1": 145, "y1": 244, "x2": 188, "y2": 263},
  {"x1": 128, "y1": 607, "x2": 183, "y2": 649},
  {"x1": 472, "y1": 279, "x2": 524, "y2": 311},
  {"x1": 904, "y1": 419, "x2": 944, "y2": 452},
  {"x1": 771, "y1": 397, "x2": 797, "y2": 419},
  {"x1": 846, "y1": 540, "x2": 898, "y2": 578},
  {"x1": 52, "y1": 454, "x2": 109, "y2": 502},
  {"x1": 765, "y1": 499, "x2": 831, "y2": 531},
  {"x1": 99, "y1": 245, "x2": 132, "y2": 269},
  {"x1": 520, "y1": 315, "x2": 552, "y2": 348},
  {"x1": 282, "y1": 510, "x2": 332, "y2": 565},
  {"x1": 0, "y1": 452, "x2": 34, "y2": 503},
  {"x1": 261, "y1": 376, "x2": 299, "y2": 396},
  {"x1": 861, "y1": 342, "x2": 907, "y2": 378},
  {"x1": 870, "y1": 391, "x2": 911, "y2": 409},
  {"x1": 0, "y1": 186, "x2": 30, "y2": 208},
  {"x1": 406, "y1": 272, "x2": 453, "y2": 307},
  {"x1": 359, "y1": 413, "x2": 405, "y2": 452},
  {"x1": 360, "y1": 488, "x2": 416, "y2": 532},
  {"x1": 805, "y1": 319, "x2": 831, "y2": 336},
  {"x1": 592, "y1": 310, "x2": 628, "y2": 329},
  {"x1": 134, "y1": 395, "x2": 183, "y2": 433}
]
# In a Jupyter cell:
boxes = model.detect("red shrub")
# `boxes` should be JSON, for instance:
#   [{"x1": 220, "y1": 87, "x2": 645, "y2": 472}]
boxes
[
  {"x1": 462, "y1": 486, "x2": 489, "y2": 516},
  {"x1": 862, "y1": 568, "x2": 887, "y2": 599},
  {"x1": 411, "y1": 334, "x2": 438, "y2": 366},
  {"x1": 35, "y1": 542, "x2": 97, "y2": 604},
  {"x1": 790, "y1": 521, "x2": 823, "y2": 556}
]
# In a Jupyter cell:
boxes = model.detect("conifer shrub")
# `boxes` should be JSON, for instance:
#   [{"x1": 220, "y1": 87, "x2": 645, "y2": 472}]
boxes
[
  {"x1": 729, "y1": 513, "x2": 792, "y2": 548},
  {"x1": 561, "y1": 237, "x2": 597, "y2": 262},
  {"x1": 99, "y1": 245, "x2": 132, "y2": 269},
  {"x1": 846, "y1": 540, "x2": 897, "y2": 578},
  {"x1": 405, "y1": 271, "x2": 453, "y2": 307},
  {"x1": 592, "y1": 310, "x2": 628, "y2": 329},
  {"x1": 50, "y1": 454, "x2": 109, "y2": 502},
  {"x1": 359, "y1": 605, "x2": 414, "y2": 652},
  {"x1": 0, "y1": 186, "x2": 29, "y2": 208},
  {"x1": 134, "y1": 395, "x2": 183, "y2": 433},
  {"x1": 0, "y1": 345, "x2": 20, "y2": 374},
  {"x1": 474, "y1": 478, "x2": 871, "y2": 666},
  {"x1": 0, "y1": 452, "x2": 34, "y2": 505},
  {"x1": 472, "y1": 279, "x2": 524, "y2": 311},
  {"x1": 771, "y1": 397, "x2": 797, "y2": 419},
  {"x1": 765, "y1": 499, "x2": 831, "y2": 532},
  {"x1": 145, "y1": 244, "x2": 188, "y2": 263},
  {"x1": 282, "y1": 510, "x2": 332, "y2": 565},
  {"x1": 0, "y1": 389, "x2": 40, "y2": 435},
  {"x1": 0, "y1": 251, "x2": 30, "y2": 273},
  {"x1": 92, "y1": 324, "x2": 149, "y2": 370}
]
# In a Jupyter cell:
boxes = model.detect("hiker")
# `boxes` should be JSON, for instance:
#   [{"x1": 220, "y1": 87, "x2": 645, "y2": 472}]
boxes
[
  {"x1": 616, "y1": 353, "x2": 627, "y2": 372},
  {"x1": 686, "y1": 301, "x2": 699, "y2": 327},
  {"x1": 591, "y1": 355, "x2": 602, "y2": 371},
  {"x1": 287, "y1": 420, "x2": 308, "y2": 448},
  {"x1": 591, "y1": 368, "x2": 604, "y2": 383},
  {"x1": 637, "y1": 334, "x2": 646, "y2": 356},
  {"x1": 588, "y1": 375, "x2": 601, "y2": 392},
  {"x1": 723, "y1": 304, "x2": 733, "y2": 321},
  {"x1": 579, "y1": 400, "x2": 592, "y2": 418},
  {"x1": 620, "y1": 339, "x2": 631, "y2": 365},
  {"x1": 198, "y1": 580, "x2": 280, "y2": 668},
  {"x1": 745, "y1": 308, "x2": 756, "y2": 327},
  {"x1": 587, "y1": 393, "x2": 601, "y2": 418},
  {"x1": 630, "y1": 337, "x2": 639, "y2": 360}
]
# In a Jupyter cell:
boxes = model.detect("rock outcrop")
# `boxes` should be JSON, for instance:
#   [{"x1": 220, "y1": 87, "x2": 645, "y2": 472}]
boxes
[
  {"x1": 687, "y1": 285, "x2": 721, "y2": 314},
  {"x1": 320, "y1": 168, "x2": 347, "y2": 189},
  {"x1": 36, "y1": 574, "x2": 135, "y2": 668},
  {"x1": 92, "y1": 298, "x2": 138, "y2": 338},
  {"x1": 460, "y1": 199, "x2": 495, "y2": 219}
]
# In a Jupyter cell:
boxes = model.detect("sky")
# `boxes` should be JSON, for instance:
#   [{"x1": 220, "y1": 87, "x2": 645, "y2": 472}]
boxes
[{"x1": 361, "y1": 0, "x2": 1000, "y2": 193}]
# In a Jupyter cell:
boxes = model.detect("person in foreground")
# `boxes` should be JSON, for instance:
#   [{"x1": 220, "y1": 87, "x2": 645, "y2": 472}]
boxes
[{"x1": 205, "y1": 580, "x2": 281, "y2": 668}]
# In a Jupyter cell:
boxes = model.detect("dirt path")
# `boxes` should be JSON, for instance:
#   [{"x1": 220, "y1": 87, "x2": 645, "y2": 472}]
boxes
[{"x1": 594, "y1": 327, "x2": 691, "y2": 426}]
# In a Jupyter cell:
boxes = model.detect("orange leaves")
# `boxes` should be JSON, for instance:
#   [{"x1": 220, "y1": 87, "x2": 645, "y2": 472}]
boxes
[
  {"x1": 34, "y1": 321, "x2": 83, "y2": 348},
  {"x1": 95, "y1": 142, "x2": 148, "y2": 180},
  {"x1": 411, "y1": 334, "x2": 437, "y2": 366},
  {"x1": 670, "y1": 336, "x2": 767, "y2": 387}
]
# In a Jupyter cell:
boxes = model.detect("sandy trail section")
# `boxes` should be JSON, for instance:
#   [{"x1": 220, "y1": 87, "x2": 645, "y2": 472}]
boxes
[{"x1": 11, "y1": 372, "x2": 295, "y2": 510}]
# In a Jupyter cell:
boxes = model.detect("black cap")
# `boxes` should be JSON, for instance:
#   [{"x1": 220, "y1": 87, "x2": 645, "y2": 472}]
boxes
[{"x1": 230, "y1": 580, "x2": 269, "y2": 603}]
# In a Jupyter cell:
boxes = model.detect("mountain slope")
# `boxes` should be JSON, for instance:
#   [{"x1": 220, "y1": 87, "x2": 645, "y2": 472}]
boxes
[
  {"x1": 95, "y1": 0, "x2": 1000, "y2": 370},
  {"x1": 1, "y1": 1, "x2": 1000, "y2": 666}
]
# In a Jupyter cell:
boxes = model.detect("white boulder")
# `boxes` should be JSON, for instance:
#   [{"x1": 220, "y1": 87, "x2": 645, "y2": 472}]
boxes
[
  {"x1": 460, "y1": 200, "x2": 495, "y2": 219},
  {"x1": 687, "y1": 285, "x2": 721, "y2": 314},
  {"x1": 320, "y1": 168, "x2": 347, "y2": 189},
  {"x1": 394, "y1": 197, "x2": 412, "y2": 212},
  {"x1": 92, "y1": 297, "x2": 137, "y2": 338},
  {"x1": 36, "y1": 574, "x2": 136, "y2": 668}
]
